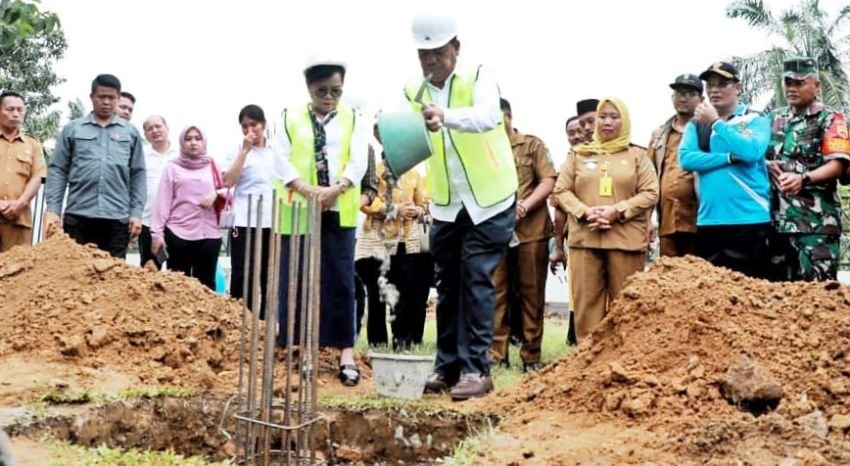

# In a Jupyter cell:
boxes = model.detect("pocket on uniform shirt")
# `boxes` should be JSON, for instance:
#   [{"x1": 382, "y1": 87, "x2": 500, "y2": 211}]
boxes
[
  {"x1": 109, "y1": 134, "x2": 132, "y2": 165},
  {"x1": 72, "y1": 132, "x2": 99, "y2": 159},
  {"x1": 517, "y1": 156, "x2": 535, "y2": 181},
  {"x1": 14, "y1": 151, "x2": 32, "y2": 177}
]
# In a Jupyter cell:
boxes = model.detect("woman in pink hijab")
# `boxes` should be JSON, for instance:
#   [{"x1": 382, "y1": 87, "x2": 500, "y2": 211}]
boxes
[{"x1": 150, "y1": 125, "x2": 223, "y2": 289}]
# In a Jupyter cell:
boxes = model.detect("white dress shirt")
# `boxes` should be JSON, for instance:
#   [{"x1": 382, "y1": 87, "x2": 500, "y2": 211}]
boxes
[
  {"x1": 273, "y1": 105, "x2": 370, "y2": 213},
  {"x1": 405, "y1": 65, "x2": 515, "y2": 225},
  {"x1": 222, "y1": 142, "x2": 278, "y2": 228},
  {"x1": 142, "y1": 145, "x2": 177, "y2": 226}
]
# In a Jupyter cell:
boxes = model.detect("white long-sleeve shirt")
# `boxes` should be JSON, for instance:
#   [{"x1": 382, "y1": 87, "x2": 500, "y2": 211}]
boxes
[
  {"x1": 403, "y1": 65, "x2": 514, "y2": 225},
  {"x1": 142, "y1": 145, "x2": 177, "y2": 226},
  {"x1": 221, "y1": 142, "x2": 278, "y2": 228},
  {"x1": 273, "y1": 105, "x2": 370, "y2": 213}
]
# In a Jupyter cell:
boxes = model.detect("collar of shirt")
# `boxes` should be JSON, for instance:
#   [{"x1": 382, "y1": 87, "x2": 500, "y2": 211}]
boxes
[
  {"x1": 83, "y1": 112, "x2": 127, "y2": 127},
  {"x1": 147, "y1": 145, "x2": 178, "y2": 157},
  {"x1": 0, "y1": 130, "x2": 24, "y2": 142},
  {"x1": 786, "y1": 100, "x2": 825, "y2": 123},
  {"x1": 510, "y1": 128, "x2": 525, "y2": 147},
  {"x1": 309, "y1": 105, "x2": 338, "y2": 125},
  {"x1": 426, "y1": 69, "x2": 457, "y2": 94}
]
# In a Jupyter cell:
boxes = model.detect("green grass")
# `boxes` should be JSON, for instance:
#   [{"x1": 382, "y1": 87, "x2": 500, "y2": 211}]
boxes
[
  {"x1": 356, "y1": 315, "x2": 572, "y2": 390},
  {"x1": 437, "y1": 419, "x2": 499, "y2": 466},
  {"x1": 34, "y1": 387, "x2": 94, "y2": 405},
  {"x1": 47, "y1": 443, "x2": 232, "y2": 466},
  {"x1": 113, "y1": 386, "x2": 194, "y2": 400},
  {"x1": 29, "y1": 385, "x2": 194, "y2": 407},
  {"x1": 319, "y1": 392, "x2": 443, "y2": 412}
]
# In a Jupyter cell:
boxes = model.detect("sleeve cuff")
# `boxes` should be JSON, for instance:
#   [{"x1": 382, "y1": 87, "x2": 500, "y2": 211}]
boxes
[
  {"x1": 442, "y1": 109, "x2": 460, "y2": 129},
  {"x1": 615, "y1": 201, "x2": 630, "y2": 222},
  {"x1": 130, "y1": 209, "x2": 143, "y2": 219}
]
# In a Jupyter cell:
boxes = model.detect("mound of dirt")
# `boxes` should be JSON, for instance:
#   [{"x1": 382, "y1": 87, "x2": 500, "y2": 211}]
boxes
[
  {"x1": 497, "y1": 256, "x2": 850, "y2": 463},
  {"x1": 0, "y1": 235, "x2": 244, "y2": 391}
]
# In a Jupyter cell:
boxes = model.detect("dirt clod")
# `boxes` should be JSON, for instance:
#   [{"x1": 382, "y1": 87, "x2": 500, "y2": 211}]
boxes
[{"x1": 719, "y1": 353, "x2": 784, "y2": 415}]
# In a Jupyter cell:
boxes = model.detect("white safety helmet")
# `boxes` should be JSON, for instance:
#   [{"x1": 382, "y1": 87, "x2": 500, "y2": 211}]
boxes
[
  {"x1": 411, "y1": 14, "x2": 457, "y2": 50},
  {"x1": 303, "y1": 53, "x2": 347, "y2": 75}
]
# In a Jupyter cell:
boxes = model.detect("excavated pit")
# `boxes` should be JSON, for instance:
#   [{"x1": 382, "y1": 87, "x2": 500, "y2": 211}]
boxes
[{"x1": 5, "y1": 395, "x2": 496, "y2": 465}]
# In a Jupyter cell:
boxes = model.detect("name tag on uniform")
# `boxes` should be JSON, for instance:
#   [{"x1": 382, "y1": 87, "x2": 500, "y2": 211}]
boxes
[{"x1": 599, "y1": 176, "x2": 613, "y2": 197}]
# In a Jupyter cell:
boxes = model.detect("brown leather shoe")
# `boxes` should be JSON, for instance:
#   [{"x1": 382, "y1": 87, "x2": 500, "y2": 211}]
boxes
[
  {"x1": 424, "y1": 372, "x2": 452, "y2": 393},
  {"x1": 450, "y1": 373, "x2": 493, "y2": 401}
]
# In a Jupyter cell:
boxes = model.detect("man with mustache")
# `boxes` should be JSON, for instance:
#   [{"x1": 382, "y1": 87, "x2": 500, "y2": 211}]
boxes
[
  {"x1": 766, "y1": 57, "x2": 850, "y2": 281},
  {"x1": 679, "y1": 62, "x2": 772, "y2": 278},
  {"x1": 647, "y1": 74, "x2": 703, "y2": 257}
]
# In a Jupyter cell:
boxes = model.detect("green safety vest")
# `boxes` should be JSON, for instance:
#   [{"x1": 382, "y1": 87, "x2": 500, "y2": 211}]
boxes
[
  {"x1": 274, "y1": 103, "x2": 360, "y2": 234},
  {"x1": 404, "y1": 67, "x2": 517, "y2": 207}
]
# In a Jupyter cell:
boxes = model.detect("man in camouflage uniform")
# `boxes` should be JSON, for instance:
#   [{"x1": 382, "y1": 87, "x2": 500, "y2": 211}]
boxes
[{"x1": 767, "y1": 56, "x2": 850, "y2": 282}]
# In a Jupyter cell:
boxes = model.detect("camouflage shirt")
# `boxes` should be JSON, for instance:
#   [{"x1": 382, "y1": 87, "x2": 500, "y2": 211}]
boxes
[{"x1": 767, "y1": 102, "x2": 850, "y2": 235}]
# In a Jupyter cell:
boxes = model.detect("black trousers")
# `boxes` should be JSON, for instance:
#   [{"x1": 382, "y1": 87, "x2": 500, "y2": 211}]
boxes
[
  {"x1": 63, "y1": 213, "x2": 130, "y2": 259},
  {"x1": 138, "y1": 225, "x2": 162, "y2": 269},
  {"x1": 355, "y1": 256, "x2": 391, "y2": 346},
  {"x1": 354, "y1": 272, "x2": 366, "y2": 336},
  {"x1": 432, "y1": 205, "x2": 515, "y2": 379},
  {"x1": 697, "y1": 223, "x2": 770, "y2": 279},
  {"x1": 394, "y1": 251, "x2": 434, "y2": 349},
  {"x1": 277, "y1": 212, "x2": 356, "y2": 349},
  {"x1": 164, "y1": 228, "x2": 221, "y2": 290},
  {"x1": 230, "y1": 227, "x2": 271, "y2": 319}
]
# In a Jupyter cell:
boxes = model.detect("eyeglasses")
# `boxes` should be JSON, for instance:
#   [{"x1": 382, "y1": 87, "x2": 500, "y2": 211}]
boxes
[
  {"x1": 673, "y1": 89, "x2": 700, "y2": 98},
  {"x1": 314, "y1": 87, "x2": 343, "y2": 99},
  {"x1": 705, "y1": 79, "x2": 735, "y2": 89}
]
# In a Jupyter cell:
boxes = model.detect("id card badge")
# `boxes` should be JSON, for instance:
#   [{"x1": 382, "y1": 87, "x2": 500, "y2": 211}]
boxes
[{"x1": 599, "y1": 176, "x2": 613, "y2": 197}]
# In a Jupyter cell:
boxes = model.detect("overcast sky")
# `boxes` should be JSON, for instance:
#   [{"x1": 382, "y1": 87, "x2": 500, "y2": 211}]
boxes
[{"x1": 39, "y1": 0, "x2": 845, "y2": 166}]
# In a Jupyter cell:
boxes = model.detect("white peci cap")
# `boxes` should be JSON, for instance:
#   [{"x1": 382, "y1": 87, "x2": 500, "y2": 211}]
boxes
[{"x1": 411, "y1": 14, "x2": 457, "y2": 50}]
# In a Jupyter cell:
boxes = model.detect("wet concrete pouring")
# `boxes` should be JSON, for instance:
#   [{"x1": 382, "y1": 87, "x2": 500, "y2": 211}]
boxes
[{"x1": 3, "y1": 236, "x2": 850, "y2": 464}]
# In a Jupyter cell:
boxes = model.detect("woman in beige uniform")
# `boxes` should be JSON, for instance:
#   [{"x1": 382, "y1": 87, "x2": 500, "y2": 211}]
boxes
[{"x1": 554, "y1": 98, "x2": 658, "y2": 341}]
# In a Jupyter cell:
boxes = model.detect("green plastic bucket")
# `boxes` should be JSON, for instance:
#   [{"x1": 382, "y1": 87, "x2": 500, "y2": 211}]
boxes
[{"x1": 377, "y1": 111, "x2": 433, "y2": 178}]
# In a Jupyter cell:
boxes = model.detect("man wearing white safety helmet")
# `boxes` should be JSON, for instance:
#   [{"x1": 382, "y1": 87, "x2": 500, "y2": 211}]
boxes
[{"x1": 403, "y1": 14, "x2": 518, "y2": 401}]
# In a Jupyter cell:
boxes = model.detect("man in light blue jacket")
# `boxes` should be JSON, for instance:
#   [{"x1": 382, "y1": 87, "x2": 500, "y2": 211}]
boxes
[{"x1": 679, "y1": 61, "x2": 772, "y2": 278}]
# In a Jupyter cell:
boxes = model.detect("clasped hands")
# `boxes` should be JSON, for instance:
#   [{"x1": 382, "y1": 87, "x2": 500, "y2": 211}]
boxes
[{"x1": 584, "y1": 205, "x2": 620, "y2": 231}]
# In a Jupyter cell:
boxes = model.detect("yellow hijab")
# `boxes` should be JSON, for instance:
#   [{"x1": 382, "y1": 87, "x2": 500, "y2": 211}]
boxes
[{"x1": 574, "y1": 97, "x2": 631, "y2": 156}]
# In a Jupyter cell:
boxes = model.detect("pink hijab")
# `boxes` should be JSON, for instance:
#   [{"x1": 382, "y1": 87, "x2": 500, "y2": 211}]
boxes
[{"x1": 175, "y1": 125, "x2": 211, "y2": 169}]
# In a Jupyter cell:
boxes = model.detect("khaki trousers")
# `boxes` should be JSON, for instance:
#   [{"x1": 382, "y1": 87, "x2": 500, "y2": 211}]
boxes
[
  {"x1": 491, "y1": 239, "x2": 549, "y2": 363},
  {"x1": 568, "y1": 247, "x2": 645, "y2": 341},
  {"x1": 0, "y1": 223, "x2": 31, "y2": 253}
]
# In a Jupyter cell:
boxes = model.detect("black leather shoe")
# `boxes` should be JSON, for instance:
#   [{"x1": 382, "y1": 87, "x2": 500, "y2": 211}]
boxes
[
  {"x1": 424, "y1": 372, "x2": 453, "y2": 393},
  {"x1": 339, "y1": 364, "x2": 360, "y2": 387}
]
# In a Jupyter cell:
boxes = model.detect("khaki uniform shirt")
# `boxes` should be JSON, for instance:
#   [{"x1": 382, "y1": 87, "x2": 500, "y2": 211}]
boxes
[
  {"x1": 512, "y1": 130, "x2": 557, "y2": 243},
  {"x1": 0, "y1": 132, "x2": 45, "y2": 227},
  {"x1": 554, "y1": 146, "x2": 659, "y2": 251},
  {"x1": 646, "y1": 124, "x2": 697, "y2": 235}
]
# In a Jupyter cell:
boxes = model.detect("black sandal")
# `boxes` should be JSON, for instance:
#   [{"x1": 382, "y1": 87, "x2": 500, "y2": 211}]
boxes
[{"x1": 339, "y1": 364, "x2": 360, "y2": 387}]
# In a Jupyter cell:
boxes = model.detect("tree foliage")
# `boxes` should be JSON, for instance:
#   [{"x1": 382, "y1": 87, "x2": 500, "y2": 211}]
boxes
[
  {"x1": 727, "y1": 0, "x2": 850, "y2": 111},
  {"x1": 0, "y1": 0, "x2": 66, "y2": 144}
]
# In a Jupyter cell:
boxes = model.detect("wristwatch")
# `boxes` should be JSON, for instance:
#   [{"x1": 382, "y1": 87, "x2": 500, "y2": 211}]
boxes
[
  {"x1": 335, "y1": 179, "x2": 351, "y2": 193},
  {"x1": 801, "y1": 172, "x2": 811, "y2": 186}
]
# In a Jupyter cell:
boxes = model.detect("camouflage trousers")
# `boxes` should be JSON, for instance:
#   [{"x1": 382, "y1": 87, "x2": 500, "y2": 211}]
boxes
[{"x1": 768, "y1": 234, "x2": 839, "y2": 282}]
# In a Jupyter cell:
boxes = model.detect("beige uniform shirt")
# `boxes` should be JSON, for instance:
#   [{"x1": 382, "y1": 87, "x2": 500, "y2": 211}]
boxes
[
  {"x1": 0, "y1": 133, "x2": 45, "y2": 227},
  {"x1": 554, "y1": 146, "x2": 659, "y2": 251}
]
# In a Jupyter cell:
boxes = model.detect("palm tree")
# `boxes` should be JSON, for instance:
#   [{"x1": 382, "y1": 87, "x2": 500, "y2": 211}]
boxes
[{"x1": 727, "y1": 0, "x2": 850, "y2": 111}]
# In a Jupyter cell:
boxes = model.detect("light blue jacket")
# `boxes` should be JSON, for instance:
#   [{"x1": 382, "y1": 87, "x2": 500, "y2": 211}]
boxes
[{"x1": 679, "y1": 103, "x2": 771, "y2": 226}]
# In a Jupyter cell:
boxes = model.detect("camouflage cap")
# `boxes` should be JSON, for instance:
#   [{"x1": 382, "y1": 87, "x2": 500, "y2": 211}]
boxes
[
  {"x1": 783, "y1": 56, "x2": 818, "y2": 80},
  {"x1": 699, "y1": 61, "x2": 740, "y2": 82},
  {"x1": 669, "y1": 73, "x2": 703, "y2": 93}
]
